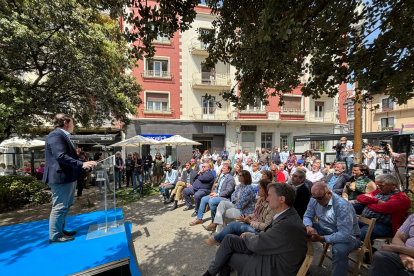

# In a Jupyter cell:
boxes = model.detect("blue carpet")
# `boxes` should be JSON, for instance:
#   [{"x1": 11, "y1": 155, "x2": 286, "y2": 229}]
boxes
[{"x1": 0, "y1": 208, "x2": 131, "y2": 275}]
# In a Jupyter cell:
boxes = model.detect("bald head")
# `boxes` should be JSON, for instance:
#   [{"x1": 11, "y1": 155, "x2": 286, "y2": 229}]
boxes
[
  {"x1": 311, "y1": 182, "x2": 329, "y2": 193},
  {"x1": 311, "y1": 181, "x2": 331, "y2": 206}
]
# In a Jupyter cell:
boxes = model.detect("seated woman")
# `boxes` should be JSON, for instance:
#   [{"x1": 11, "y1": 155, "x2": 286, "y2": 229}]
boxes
[
  {"x1": 205, "y1": 170, "x2": 256, "y2": 233},
  {"x1": 250, "y1": 163, "x2": 262, "y2": 188},
  {"x1": 232, "y1": 164, "x2": 242, "y2": 186},
  {"x1": 204, "y1": 179, "x2": 276, "y2": 245}
]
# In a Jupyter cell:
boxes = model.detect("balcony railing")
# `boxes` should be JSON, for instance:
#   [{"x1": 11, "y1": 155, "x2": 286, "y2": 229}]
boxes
[
  {"x1": 375, "y1": 102, "x2": 414, "y2": 113},
  {"x1": 378, "y1": 125, "x2": 395, "y2": 131},
  {"x1": 239, "y1": 105, "x2": 266, "y2": 114},
  {"x1": 191, "y1": 72, "x2": 231, "y2": 89},
  {"x1": 308, "y1": 110, "x2": 336, "y2": 123},
  {"x1": 142, "y1": 70, "x2": 172, "y2": 79},
  {"x1": 191, "y1": 107, "x2": 230, "y2": 120},
  {"x1": 189, "y1": 37, "x2": 209, "y2": 55},
  {"x1": 143, "y1": 107, "x2": 173, "y2": 114},
  {"x1": 280, "y1": 107, "x2": 306, "y2": 115}
]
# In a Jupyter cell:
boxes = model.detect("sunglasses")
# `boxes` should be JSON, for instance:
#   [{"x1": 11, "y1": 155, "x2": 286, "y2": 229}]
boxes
[{"x1": 312, "y1": 190, "x2": 328, "y2": 201}]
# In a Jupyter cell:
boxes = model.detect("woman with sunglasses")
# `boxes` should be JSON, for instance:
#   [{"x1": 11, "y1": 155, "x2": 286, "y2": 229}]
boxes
[
  {"x1": 204, "y1": 179, "x2": 276, "y2": 245},
  {"x1": 206, "y1": 170, "x2": 256, "y2": 233},
  {"x1": 125, "y1": 153, "x2": 136, "y2": 189}
]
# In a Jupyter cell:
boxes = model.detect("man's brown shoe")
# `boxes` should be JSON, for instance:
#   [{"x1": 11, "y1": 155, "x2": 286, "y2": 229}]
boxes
[
  {"x1": 189, "y1": 219, "x2": 203, "y2": 226},
  {"x1": 203, "y1": 223, "x2": 217, "y2": 231},
  {"x1": 204, "y1": 238, "x2": 220, "y2": 246}
]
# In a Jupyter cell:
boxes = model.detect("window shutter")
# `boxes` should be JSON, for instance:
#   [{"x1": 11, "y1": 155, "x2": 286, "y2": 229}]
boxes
[
  {"x1": 146, "y1": 93, "x2": 168, "y2": 102},
  {"x1": 284, "y1": 97, "x2": 301, "y2": 110}
]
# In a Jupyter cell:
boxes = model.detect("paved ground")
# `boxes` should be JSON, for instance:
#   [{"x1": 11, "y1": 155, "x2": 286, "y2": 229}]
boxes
[{"x1": 0, "y1": 185, "x2": 376, "y2": 276}]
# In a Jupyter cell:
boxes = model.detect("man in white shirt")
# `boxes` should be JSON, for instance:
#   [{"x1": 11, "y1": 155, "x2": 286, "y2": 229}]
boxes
[
  {"x1": 242, "y1": 151, "x2": 251, "y2": 165},
  {"x1": 214, "y1": 157, "x2": 223, "y2": 175},
  {"x1": 363, "y1": 143, "x2": 377, "y2": 175},
  {"x1": 280, "y1": 146, "x2": 290, "y2": 164},
  {"x1": 234, "y1": 149, "x2": 243, "y2": 162},
  {"x1": 212, "y1": 150, "x2": 219, "y2": 164},
  {"x1": 244, "y1": 158, "x2": 253, "y2": 173},
  {"x1": 340, "y1": 137, "x2": 354, "y2": 175},
  {"x1": 306, "y1": 163, "x2": 324, "y2": 184}
]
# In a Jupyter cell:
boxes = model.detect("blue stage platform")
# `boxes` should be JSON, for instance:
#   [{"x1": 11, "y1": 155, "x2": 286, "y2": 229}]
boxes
[{"x1": 0, "y1": 208, "x2": 140, "y2": 276}]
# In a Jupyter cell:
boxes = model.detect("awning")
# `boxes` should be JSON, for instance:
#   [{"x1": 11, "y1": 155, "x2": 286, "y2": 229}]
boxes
[
  {"x1": 293, "y1": 131, "x2": 400, "y2": 142},
  {"x1": 70, "y1": 134, "x2": 118, "y2": 144}
]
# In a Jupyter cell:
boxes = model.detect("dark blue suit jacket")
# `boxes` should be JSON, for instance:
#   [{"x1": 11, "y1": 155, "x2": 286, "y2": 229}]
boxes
[
  {"x1": 43, "y1": 128, "x2": 84, "y2": 184},
  {"x1": 193, "y1": 170, "x2": 215, "y2": 191}
]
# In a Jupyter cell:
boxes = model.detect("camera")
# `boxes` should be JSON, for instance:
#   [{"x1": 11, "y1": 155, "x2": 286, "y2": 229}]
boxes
[
  {"x1": 333, "y1": 143, "x2": 343, "y2": 152},
  {"x1": 380, "y1": 141, "x2": 390, "y2": 156}
]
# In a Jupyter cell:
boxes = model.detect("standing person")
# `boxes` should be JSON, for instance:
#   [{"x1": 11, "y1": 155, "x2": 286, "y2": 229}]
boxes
[
  {"x1": 253, "y1": 150, "x2": 260, "y2": 163},
  {"x1": 76, "y1": 150, "x2": 87, "y2": 199},
  {"x1": 388, "y1": 144, "x2": 408, "y2": 190},
  {"x1": 363, "y1": 143, "x2": 377, "y2": 176},
  {"x1": 84, "y1": 152, "x2": 92, "y2": 189},
  {"x1": 280, "y1": 145, "x2": 290, "y2": 164},
  {"x1": 94, "y1": 152, "x2": 113, "y2": 194},
  {"x1": 212, "y1": 150, "x2": 219, "y2": 164},
  {"x1": 242, "y1": 150, "x2": 251, "y2": 165},
  {"x1": 133, "y1": 152, "x2": 143, "y2": 193},
  {"x1": 193, "y1": 149, "x2": 201, "y2": 163},
  {"x1": 339, "y1": 137, "x2": 354, "y2": 175},
  {"x1": 124, "y1": 153, "x2": 135, "y2": 188},
  {"x1": 214, "y1": 157, "x2": 223, "y2": 176},
  {"x1": 114, "y1": 151, "x2": 124, "y2": 189},
  {"x1": 143, "y1": 152, "x2": 152, "y2": 184},
  {"x1": 221, "y1": 147, "x2": 229, "y2": 161},
  {"x1": 43, "y1": 114, "x2": 96, "y2": 243},
  {"x1": 152, "y1": 152, "x2": 164, "y2": 187},
  {"x1": 303, "y1": 150, "x2": 316, "y2": 170},
  {"x1": 235, "y1": 149, "x2": 243, "y2": 163},
  {"x1": 286, "y1": 150, "x2": 297, "y2": 174},
  {"x1": 271, "y1": 146, "x2": 281, "y2": 165},
  {"x1": 258, "y1": 148, "x2": 269, "y2": 164}
]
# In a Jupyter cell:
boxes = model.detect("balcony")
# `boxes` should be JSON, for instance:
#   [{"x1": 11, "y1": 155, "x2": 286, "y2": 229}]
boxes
[
  {"x1": 189, "y1": 37, "x2": 209, "y2": 56},
  {"x1": 308, "y1": 110, "x2": 336, "y2": 123},
  {"x1": 378, "y1": 125, "x2": 395, "y2": 131},
  {"x1": 191, "y1": 72, "x2": 231, "y2": 91},
  {"x1": 191, "y1": 107, "x2": 231, "y2": 120},
  {"x1": 239, "y1": 105, "x2": 266, "y2": 114},
  {"x1": 143, "y1": 107, "x2": 173, "y2": 115},
  {"x1": 375, "y1": 102, "x2": 414, "y2": 114},
  {"x1": 280, "y1": 107, "x2": 306, "y2": 115},
  {"x1": 142, "y1": 70, "x2": 172, "y2": 80}
]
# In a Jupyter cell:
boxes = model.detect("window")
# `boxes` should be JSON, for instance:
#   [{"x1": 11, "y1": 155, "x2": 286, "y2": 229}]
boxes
[
  {"x1": 382, "y1": 98, "x2": 394, "y2": 111},
  {"x1": 201, "y1": 62, "x2": 215, "y2": 83},
  {"x1": 280, "y1": 134, "x2": 289, "y2": 148},
  {"x1": 146, "y1": 59, "x2": 169, "y2": 77},
  {"x1": 348, "y1": 120, "x2": 354, "y2": 132},
  {"x1": 347, "y1": 104, "x2": 355, "y2": 119},
  {"x1": 242, "y1": 132, "x2": 255, "y2": 142},
  {"x1": 261, "y1": 133, "x2": 273, "y2": 149},
  {"x1": 199, "y1": 28, "x2": 213, "y2": 49},
  {"x1": 310, "y1": 141, "x2": 326, "y2": 151},
  {"x1": 244, "y1": 97, "x2": 264, "y2": 112},
  {"x1": 381, "y1": 117, "x2": 394, "y2": 130},
  {"x1": 146, "y1": 93, "x2": 169, "y2": 111},
  {"x1": 282, "y1": 96, "x2": 302, "y2": 112},
  {"x1": 202, "y1": 96, "x2": 215, "y2": 118},
  {"x1": 241, "y1": 125, "x2": 257, "y2": 131},
  {"x1": 315, "y1": 102, "x2": 324, "y2": 119}
]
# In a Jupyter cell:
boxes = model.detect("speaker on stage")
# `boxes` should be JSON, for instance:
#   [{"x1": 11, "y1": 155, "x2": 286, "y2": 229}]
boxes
[
  {"x1": 166, "y1": 146, "x2": 172, "y2": 156},
  {"x1": 391, "y1": 134, "x2": 411, "y2": 154},
  {"x1": 142, "y1": 144, "x2": 150, "y2": 157}
]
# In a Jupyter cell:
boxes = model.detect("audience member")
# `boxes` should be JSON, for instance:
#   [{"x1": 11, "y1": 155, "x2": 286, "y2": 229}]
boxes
[
  {"x1": 271, "y1": 146, "x2": 281, "y2": 165},
  {"x1": 214, "y1": 157, "x2": 223, "y2": 175},
  {"x1": 286, "y1": 150, "x2": 297, "y2": 173},
  {"x1": 259, "y1": 160, "x2": 269, "y2": 171},
  {"x1": 159, "y1": 164, "x2": 179, "y2": 200},
  {"x1": 279, "y1": 163, "x2": 289, "y2": 181},
  {"x1": 191, "y1": 164, "x2": 235, "y2": 226},
  {"x1": 303, "y1": 150, "x2": 316, "y2": 170},
  {"x1": 114, "y1": 151, "x2": 124, "y2": 189},
  {"x1": 250, "y1": 163, "x2": 262, "y2": 187},
  {"x1": 339, "y1": 137, "x2": 354, "y2": 174},
  {"x1": 233, "y1": 164, "x2": 242, "y2": 186},
  {"x1": 125, "y1": 153, "x2": 135, "y2": 188},
  {"x1": 325, "y1": 162, "x2": 351, "y2": 195},
  {"x1": 306, "y1": 162, "x2": 324, "y2": 184},
  {"x1": 183, "y1": 162, "x2": 215, "y2": 217},
  {"x1": 133, "y1": 152, "x2": 143, "y2": 192},
  {"x1": 388, "y1": 144, "x2": 407, "y2": 190},
  {"x1": 260, "y1": 170, "x2": 273, "y2": 181},
  {"x1": 221, "y1": 147, "x2": 229, "y2": 161},
  {"x1": 212, "y1": 150, "x2": 219, "y2": 164},
  {"x1": 202, "y1": 182, "x2": 307, "y2": 276},
  {"x1": 270, "y1": 164, "x2": 285, "y2": 182},
  {"x1": 35, "y1": 162, "x2": 45, "y2": 180},
  {"x1": 142, "y1": 152, "x2": 152, "y2": 184},
  {"x1": 304, "y1": 182, "x2": 361, "y2": 276},
  {"x1": 280, "y1": 145, "x2": 290, "y2": 164},
  {"x1": 152, "y1": 153, "x2": 164, "y2": 186},
  {"x1": 235, "y1": 149, "x2": 243, "y2": 163},
  {"x1": 363, "y1": 143, "x2": 377, "y2": 176},
  {"x1": 242, "y1": 151, "x2": 251, "y2": 165},
  {"x1": 291, "y1": 170, "x2": 311, "y2": 219}
]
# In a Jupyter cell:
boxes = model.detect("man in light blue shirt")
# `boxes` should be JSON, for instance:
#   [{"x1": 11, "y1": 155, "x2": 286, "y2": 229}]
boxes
[
  {"x1": 159, "y1": 164, "x2": 178, "y2": 200},
  {"x1": 303, "y1": 182, "x2": 360, "y2": 276},
  {"x1": 280, "y1": 146, "x2": 290, "y2": 163}
]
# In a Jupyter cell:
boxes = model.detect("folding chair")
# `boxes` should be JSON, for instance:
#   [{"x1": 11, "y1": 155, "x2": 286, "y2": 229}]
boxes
[
  {"x1": 318, "y1": 216, "x2": 376, "y2": 276},
  {"x1": 296, "y1": 241, "x2": 314, "y2": 276}
]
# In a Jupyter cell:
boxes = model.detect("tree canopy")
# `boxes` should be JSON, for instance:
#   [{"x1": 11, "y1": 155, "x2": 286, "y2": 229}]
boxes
[{"x1": 198, "y1": 0, "x2": 414, "y2": 107}]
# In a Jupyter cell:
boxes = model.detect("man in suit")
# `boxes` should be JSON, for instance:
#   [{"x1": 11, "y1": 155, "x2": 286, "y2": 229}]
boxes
[
  {"x1": 183, "y1": 162, "x2": 215, "y2": 217},
  {"x1": 202, "y1": 182, "x2": 307, "y2": 276},
  {"x1": 271, "y1": 146, "x2": 281, "y2": 165},
  {"x1": 324, "y1": 162, "x2": 351, "y2": 195},
  {"x1": 190, "y1": 164, "x2": 236, "y2": 226},
  {"x1": 291, "y1": 170, "x2": 311, "y2": 219},
  {"x1": 164, "y1": 162, "x2": 197, "y2": 210},
  {"x1": 43, "y1": 114, "x2": 96, "y2": 244}
]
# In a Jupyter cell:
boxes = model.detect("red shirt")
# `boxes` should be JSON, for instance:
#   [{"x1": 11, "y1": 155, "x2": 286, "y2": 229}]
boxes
[{"x1": 273, "y1": 171, "x2": 286, "y2": 182}]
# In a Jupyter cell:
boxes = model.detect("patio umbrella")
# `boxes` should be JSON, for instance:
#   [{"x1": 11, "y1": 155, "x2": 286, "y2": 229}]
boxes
[
  {"x1": 0, "y1": 137, "x2": 45, "y2": 148},
  {"x1": 155, "y1": 135, "x2": 202, "y2": 146},
  {"x1": 109, "y1": 135, "x2": 159, "y2": 147}
]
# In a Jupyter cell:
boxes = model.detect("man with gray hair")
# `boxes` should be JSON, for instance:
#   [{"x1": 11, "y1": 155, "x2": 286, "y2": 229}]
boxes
[
  {"x1": 203, "y1": 182, "x2": 307, "y2": 276},
  {"x1": 357, "y1": 174, "x2": 411, "y2": 262},
  {"x1": 304, "y1": 182, "x2": 361, "y2": 276},
  {"x1": 290, "y1": 170, "x2": 311, "y2": 219}
]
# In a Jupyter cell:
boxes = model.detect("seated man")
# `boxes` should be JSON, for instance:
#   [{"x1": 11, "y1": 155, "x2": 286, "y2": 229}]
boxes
[
  {"x1": 202, "y1": 182, "x2": 307, "y2": 276},
  {"x1": 183, "y1": 162, "x2": 215, "y2": 217},
  {"x1": 164, "y1": 162, "x2": 197, "y2": 211},
  {"x1": 325, "y1": 162, "x2": 351, "y2": 195},
  {"x1": 159, "y1": 164, "x2": 178, "y2": 200},
  {"x1": 259, "y1": 160, "x2": 269, "y2": 172},
  {"x1": 342, "y1": 164, "x2": 376, "y2": 214},
  {"x1": 290, "y1": 170, "x2": 311, "y2": 219},
  {"x1": 304, "y1": 182, "x2": 361, "y2": 276},
  {"x1": 370, "y1": 214, "x2": 414, "y2": 276},
  {"x1": 214, "y1": 157, "x2": 223, "y2": 176},
  {"x1": 306, "y1": 162, "x2": 324, "y2": 184},
  {"x1": 357, "y1": 174, "x2": 411, "y2": 252},
  {"x1": 279, "y1": 163, "x2": 289, "y2": 182},
  {"x1": 190, "y1": 158, "x2": 198, "y2": 171},
  {"x1": 270, "y1": 164, "x2": 285, "y2": 182},
  {"x1": 190, "y1": 164, "x2": 235, "y2": 226}
]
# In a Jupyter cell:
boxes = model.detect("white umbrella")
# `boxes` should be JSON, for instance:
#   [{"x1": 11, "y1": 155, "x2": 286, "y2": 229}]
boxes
[
  {"x1": 0, "y1": 137, "x2": 45, "y2": 148},
  {"x1": 109, "y1": 135, "x2": 159, "y2": 147},
  {"x1": 155, "y1": 135, "x2": 202, "y2": 146}
]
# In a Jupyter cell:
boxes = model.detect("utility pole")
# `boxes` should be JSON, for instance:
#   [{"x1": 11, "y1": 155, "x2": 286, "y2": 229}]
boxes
[{"x1": 354, "y1": 81, "x2": 363, "y2": 164}]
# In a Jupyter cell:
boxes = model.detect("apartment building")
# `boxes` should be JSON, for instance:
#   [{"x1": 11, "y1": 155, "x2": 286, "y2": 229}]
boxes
[{"x1": 125, "y1": 2, "x2": 349, "y2": 162}]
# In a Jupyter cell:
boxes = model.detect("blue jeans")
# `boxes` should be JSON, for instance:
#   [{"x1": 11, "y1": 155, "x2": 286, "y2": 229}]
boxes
[
  {"x1": 313, "y1": 222, "x2": 361, "y2": 276},
  {"x1": 197, "y1": 196, "x2": 222, "y2": 220},
  {"x1": 48, "y1": 182, "x2": 76, "y2": 240},
  {"x1": 214, "y1": 221, "x2": 258, "y2": 243},
  {"x1": 345, "y1": 157, "x2": 353, "y2": 175},
  {"x1": 143, "y1": 168, "x2": 151, "y2": 183},
  {"x1": 133, "y1": 170, "x2": 142, "y2": 192},
  {"x1": 359, "y1": 221, "x2": 393, "y2": 245},
  {"x1": 115, "y1": 170, "x2": 123, "y2": 188},
  {"x1": 97, "y1": 171, "x2": 113, "y2": 193}
]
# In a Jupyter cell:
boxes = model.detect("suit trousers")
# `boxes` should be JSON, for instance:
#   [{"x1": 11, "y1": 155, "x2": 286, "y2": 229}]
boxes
[
  {"x1": 207, "y1": 234, "x2": 251, "y2": 276},
  {"x1": 172, "y1": 181, "x2": 187, "y2": 201},
  {"x1": 183, "y1": 186, "x2": 210, "y2": 212},
  {"x1": 48, "y1": 182, "x2": 76, "y2": 240},
  {"x1": 370, "y1": 251, "x2": 414, "y2": 276},
  {"x1": 214, "y1": 201, "x2": 241, "y2": 233},
  {"x1": 164, "y1": 184, "x2": 175, "y2": 199}
]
